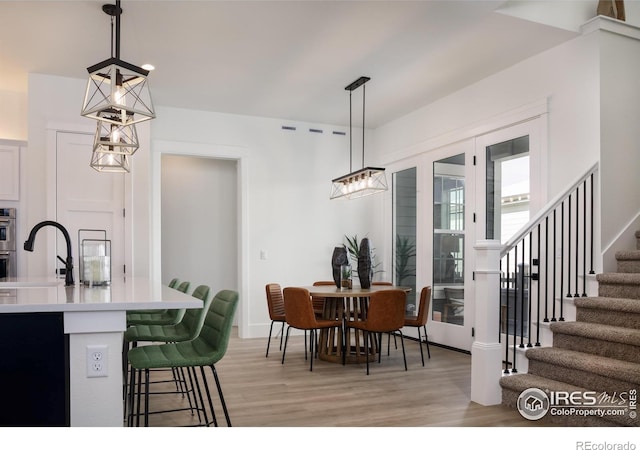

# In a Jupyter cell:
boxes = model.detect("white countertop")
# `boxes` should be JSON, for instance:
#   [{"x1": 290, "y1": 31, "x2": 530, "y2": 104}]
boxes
[{"x1": 0, "y1": 277, "x2": 202, "y2": 313}]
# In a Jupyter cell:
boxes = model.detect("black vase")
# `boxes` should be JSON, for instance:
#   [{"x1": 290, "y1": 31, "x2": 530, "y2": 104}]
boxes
[
  {"x1": 331, "y1": 246, "x2": 348, "y2": 288},
  {"x1": 357, "y1": 238, "x2": 372, "y2": 289}
]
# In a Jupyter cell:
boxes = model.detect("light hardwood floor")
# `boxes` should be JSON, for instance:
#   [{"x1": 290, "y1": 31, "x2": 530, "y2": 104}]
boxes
[{"x1": 132, "y1": 328, "x2": 548, "y2": 428}]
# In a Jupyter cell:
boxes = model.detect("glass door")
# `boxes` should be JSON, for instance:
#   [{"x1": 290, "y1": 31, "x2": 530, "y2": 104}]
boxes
[
  {"x1": 386, "y1": 139, "x2": 475, "y2": 352},
  {"x1": 432, "y1": 155, "x2": 466, "y2": 327}
]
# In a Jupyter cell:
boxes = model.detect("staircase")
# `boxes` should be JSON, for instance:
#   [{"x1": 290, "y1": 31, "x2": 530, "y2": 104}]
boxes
[{"x1": 499, "y1": 231, "x2": 640, "y2": 426}]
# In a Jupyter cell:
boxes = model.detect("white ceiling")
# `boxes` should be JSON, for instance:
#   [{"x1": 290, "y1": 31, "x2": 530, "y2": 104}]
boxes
[{"x1": 0, "y1": 1, "x2": 592, "y2": 128}]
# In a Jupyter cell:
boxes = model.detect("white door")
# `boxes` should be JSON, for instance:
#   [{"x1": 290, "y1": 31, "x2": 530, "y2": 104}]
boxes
[
  {"x1": 55, "y1": 131, "x2": 125, "y2": 283},
  {"x1": 385, "y1": 139, "x2": 475, "y2": 352}
]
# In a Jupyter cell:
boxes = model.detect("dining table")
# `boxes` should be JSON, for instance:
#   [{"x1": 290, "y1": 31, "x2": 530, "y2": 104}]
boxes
[{"x1": 300, "y1": 284, "x2": 411, "y2": 364}]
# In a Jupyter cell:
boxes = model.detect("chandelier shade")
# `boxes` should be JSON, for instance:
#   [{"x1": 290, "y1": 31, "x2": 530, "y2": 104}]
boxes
[
  {"x1": 330, "y1": 167, "x2": 388, "y2": 200},
  {"x1": 92, "y1": 120, "x2": 140, "y2": 156},
  {"x1": 90, "y1": 148, "x2": 130, "y2": 173},
  {"x1": 81, "y1": 57, "x2": 155, "y2": 126},
  {"x1": 330, "y1": 76, "x2": 387, "y2": 200}
]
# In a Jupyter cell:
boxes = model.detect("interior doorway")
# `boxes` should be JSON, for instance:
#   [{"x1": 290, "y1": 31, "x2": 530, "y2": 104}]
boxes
[{"x1": 160, "y1": 154, "x2": 238, "y2": 299}]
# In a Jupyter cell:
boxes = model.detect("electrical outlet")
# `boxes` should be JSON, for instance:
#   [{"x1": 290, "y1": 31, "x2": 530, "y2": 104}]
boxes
[{"x1": 86, "y1": 345, "x2": 108, "y2": 378}]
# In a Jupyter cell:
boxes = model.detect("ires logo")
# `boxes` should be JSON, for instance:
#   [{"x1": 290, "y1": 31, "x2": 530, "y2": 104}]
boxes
[{"x1": 517, "y1": 388, "x2": 635, "y2": 421}]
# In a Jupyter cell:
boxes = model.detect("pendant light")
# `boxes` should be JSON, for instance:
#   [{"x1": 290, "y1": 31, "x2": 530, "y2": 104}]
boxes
[
  {"x1": 90, "y1": 149, "x2": 130, "y2": 173},
  {"x1": 89, "y1": 120, "x2": 138, "y2": 172},
  {"x1": 330, "y1": 76, "x2": 387, "y2": 200},
  {"x1": 81, "y1": 2, "x2": 155, "y2": 126}
]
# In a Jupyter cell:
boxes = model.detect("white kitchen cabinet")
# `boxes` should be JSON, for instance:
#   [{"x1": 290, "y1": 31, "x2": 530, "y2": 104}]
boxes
[{"x1": 0, "y1": 144, "x2": 20, "y2": 200}]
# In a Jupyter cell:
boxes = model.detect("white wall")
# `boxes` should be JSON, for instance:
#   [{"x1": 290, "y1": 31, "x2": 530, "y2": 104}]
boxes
[
  {"x1": 161, "y1": 154, "x2": 238, "y2": 296},
  {"x1": 151, "y1": 106, "x2": 378, "y2": 336},
  {"x1": 374, "y1": 29, "x2": 600, "y2": 200},
  {"x1": 598, "y1": 19, "x2": 640, "y2": 266}
]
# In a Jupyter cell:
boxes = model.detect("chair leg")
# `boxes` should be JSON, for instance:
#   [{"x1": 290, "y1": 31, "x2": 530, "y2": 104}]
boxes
[
  {"x1": 417, "y1": 327, "x2": 425, "y2": 367},
  {"x1": 196, "y1": 366, "x2": 217, "y2": 426},
  {"x1": 210, "y1": 364, "x2": 232, "y2": 426},
  {"x1": 365, "y1": 330, "x2": 370, "y2": 375},
  {"x1": 279, "y1": 322, "x2": 285, "y2": 350},
  {"x1": 309, "y1": 329, "x2": 315, "y2": 372},
  {"x1": 398, "y1": 330, "x2": 407, "y2": 371},
  {"x1": 144, "y1": 369, "x2": 151, "y2": 427},
  {"x1": 266, "y1": 320, "x2": 275, "y2": 357},
  {"x1": 424, "y1": 325, "x2": 431, "y2": 359},
  {"x1": 281, "y1": 326, "x2": 291, "y2": 364}
]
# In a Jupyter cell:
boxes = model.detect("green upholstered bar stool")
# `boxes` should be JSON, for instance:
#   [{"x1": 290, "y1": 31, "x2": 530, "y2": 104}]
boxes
[
  {"x1": 126, "y1": 281, "x2": 191, "y2": 326},
  {"x1": 127, "y1": 289, "x2": 239, "y2": 427},
  {"x1": 122, "y1": 285, "x2": 211, "y2": 419}
]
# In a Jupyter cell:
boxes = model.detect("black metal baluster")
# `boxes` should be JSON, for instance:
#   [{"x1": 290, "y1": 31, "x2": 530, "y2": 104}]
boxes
[
  {"x1": 590, "y1": 173, "x2": 595, "y2": 274},
  {"x1": 575, "y1": 186, "x2": 580, "y2": 297},
  {"x1": 567, "y1": 194, "x2": 572, "y2": 297},
  {"x1": 512, "y1": 245, "x2": 518, "y2": 372},
  {"x1": 560, "y1": 199, "x2": 566, "y2": 321},
  {"x1": 535, "y1": 224, "x2": 541, "y2": 346},
  {"x1": 519, "y1": 241, "x2": 525, "y2": 349},
  {"x1": 544, "y1": 216, "x2": 550, "y2": 323},
  {"x1": 582, "y1": 180, "x2": 588, "y2": 296},
  {"x1": 551, "y1": 208, "x2": 562, "y2": 322}
]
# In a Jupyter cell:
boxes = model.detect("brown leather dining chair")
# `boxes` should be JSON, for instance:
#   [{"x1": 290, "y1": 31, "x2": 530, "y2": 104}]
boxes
[
  {"x1": 281, "y1": 287, "x2": 343, "y2": 371},
  {"x1": 404, "y1": 286, "x2": 432, "y2": 366},
  {"x1": 265, "y1": 283, "x2": 286, "y2": 358},
  {"x1": 344, "y1": 289, "x2": 407, "y2": 375}
]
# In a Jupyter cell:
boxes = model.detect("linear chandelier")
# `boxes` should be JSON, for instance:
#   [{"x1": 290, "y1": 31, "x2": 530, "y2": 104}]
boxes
[
  {"x1": 81, "y1": 1, "x2": 155, "y2": 172},
  {"x1": 330, "y1": 76, "x2": 387, "y2": 200}
]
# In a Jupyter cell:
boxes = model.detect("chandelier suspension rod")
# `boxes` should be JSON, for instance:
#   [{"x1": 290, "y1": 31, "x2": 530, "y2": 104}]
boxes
[
  {"x1": 362, "y1": 82, "x2": 365, "y2": 169},
  {"x1": 115, "y1": 0, "x2": 121, "y2": 59}
]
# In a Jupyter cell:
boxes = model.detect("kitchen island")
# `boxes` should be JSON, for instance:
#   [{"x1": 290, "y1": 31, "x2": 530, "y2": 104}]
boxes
[{"x1": 0, "y1": 277, "x2": 202, "y2": 427}]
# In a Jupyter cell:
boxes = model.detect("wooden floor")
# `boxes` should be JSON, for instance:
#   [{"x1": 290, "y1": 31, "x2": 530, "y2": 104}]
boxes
[{"x1": 130, "y1": 327, "x2": 547, "y2": 428}]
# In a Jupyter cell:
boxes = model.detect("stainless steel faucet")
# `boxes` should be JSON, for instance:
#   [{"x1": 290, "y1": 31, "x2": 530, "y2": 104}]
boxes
[{"x1": 24, "y1": 221, "x2": 74, "y2": 286}]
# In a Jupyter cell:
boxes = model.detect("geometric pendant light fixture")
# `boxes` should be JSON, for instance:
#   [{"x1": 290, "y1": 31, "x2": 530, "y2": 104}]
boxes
[
  {"x1": 330, "y1": 76, "x2": 387, "y2": 200},
  {"x1": 89, "y1": 120, "x2": 138, "y2": 172},
  {"x1": 90, "y1": 149, "x2": 130, "y2": 173},
  {"x1": 81, "y1": 2, "x2": 155, "y2": 127}
]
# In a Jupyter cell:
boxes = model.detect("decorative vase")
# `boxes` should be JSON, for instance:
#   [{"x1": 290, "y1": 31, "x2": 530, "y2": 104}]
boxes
[
  {"x1": 331, "y1": 246, "x2": 348, "y2": 288},
  {"x1": 357, "y1": 238, "x2": 372, "y2": 289}
]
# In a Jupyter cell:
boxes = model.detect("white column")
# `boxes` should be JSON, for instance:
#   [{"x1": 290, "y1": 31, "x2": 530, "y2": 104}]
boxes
[
  {"x1": 471, "y1": 239, "x2": 503, "y2": 406},
  {"x1": 65, "y1": 310, "x2": 126, "y2": 426}
]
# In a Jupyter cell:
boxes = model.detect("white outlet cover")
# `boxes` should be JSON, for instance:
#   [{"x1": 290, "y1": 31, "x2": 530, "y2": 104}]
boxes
[{"x1": 86, "y1": 344, "x2": 108, "y2": 378}]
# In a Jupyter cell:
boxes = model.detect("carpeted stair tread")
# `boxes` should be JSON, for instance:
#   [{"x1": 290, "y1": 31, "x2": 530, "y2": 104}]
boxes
[
  {"x1": 574, "y1": 296, "x2": 640, "y2": 313},
  {"x1": 596, "y1": 272, "x2": 640, "y2": 284},
  {"x1": 614, "y1": 250, "x2": 640, "y2": 261},
  {"x1": 525, "y1": 347, "x2": 640, "y2": 386},
  {"x1": 550, "y1": 321, "x2": 640, "y2": 346},
  {"x1": 500, "y1": 373, "x2": 637, "y2": 426},
  {"x1": 574, "y1": 297, "x2": 640, "y2": 329}
]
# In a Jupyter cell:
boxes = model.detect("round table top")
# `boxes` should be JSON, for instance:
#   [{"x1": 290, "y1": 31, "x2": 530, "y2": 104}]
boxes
[{"x1": 299, "y1": 284, "x2": 411, "y2": 298}]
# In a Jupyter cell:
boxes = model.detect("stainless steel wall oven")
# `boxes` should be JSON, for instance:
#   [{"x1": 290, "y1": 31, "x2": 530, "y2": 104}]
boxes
[{"x1": 0, "y1": 208, "x2": 16, "y2": 279}]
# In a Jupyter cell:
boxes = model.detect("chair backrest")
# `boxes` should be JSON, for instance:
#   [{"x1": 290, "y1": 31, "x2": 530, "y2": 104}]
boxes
[
  {"x1": 266, "y1": 283, "x2": 285, "y2": 320},
  {"x1": 193, "y1": 289, "x2": 239, "y2": 363},
  {"x1": 365, "y1": 289, "x2": 407, "y2": 332},
  {"x1": 180, "y1": 285, "x2": 212, "y2": 339},
  {"x1": 371, "y1": 281, "x2": 392, "y2": 286},
  {"x1": 313, "y1": 281, "x2": 335, "y2": 286},
  {"x1": 282, "y1": 287, "x2": 317, "y2": 330},
  {"x1": 176, "y1": 281, "x2": 191, "y2": 293},
  {"x1": 168, "y1": 278, "x2": 180, "y2": 289},
  {"x1": 414, "y1": 286, "x2": 432, "y2": 326}
]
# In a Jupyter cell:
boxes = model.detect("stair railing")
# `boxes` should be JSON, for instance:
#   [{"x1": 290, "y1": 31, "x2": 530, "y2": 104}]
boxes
[{"x1": 499, "y1": 163, "x2": 598, "y2": 374}]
